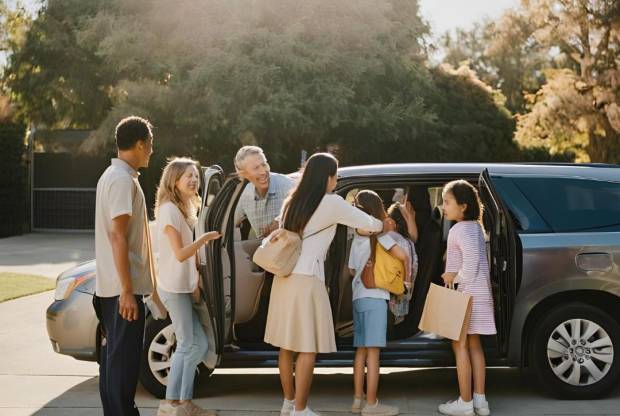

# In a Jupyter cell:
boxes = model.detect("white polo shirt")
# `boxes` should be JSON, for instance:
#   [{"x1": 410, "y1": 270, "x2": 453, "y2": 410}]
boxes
[
  {"x1": 95, "y1": 158, "x2": 152, "y2": 297},
  {"x1": 155, "y1": 201, "x2": 199, "y2": 293}
]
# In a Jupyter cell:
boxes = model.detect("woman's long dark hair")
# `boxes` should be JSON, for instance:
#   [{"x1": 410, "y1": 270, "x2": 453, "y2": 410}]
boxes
[{"x1": 282, "y1": 153, "x2": 338, "y2": 234}]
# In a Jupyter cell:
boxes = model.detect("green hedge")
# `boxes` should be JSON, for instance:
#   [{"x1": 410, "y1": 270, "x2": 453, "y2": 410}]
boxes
[{"x1": 0, "y1": 123, "x2": 27, "y2": 237}]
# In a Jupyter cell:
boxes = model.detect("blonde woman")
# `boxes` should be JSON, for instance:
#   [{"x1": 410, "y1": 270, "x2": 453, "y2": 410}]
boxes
[{"x1": 155, "y1": 157, "x2": 221, "y2": 416}]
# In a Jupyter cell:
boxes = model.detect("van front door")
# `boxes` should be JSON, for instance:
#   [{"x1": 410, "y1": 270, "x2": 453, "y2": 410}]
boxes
[{"x1": 479, "y1": 169, "x2": 518, "y2": 354}]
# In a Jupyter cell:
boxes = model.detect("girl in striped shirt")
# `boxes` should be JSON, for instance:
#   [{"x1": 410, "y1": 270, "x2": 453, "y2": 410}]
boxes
[{"x1": 438, "y1": 180, "x2": 496, "y2": 416}]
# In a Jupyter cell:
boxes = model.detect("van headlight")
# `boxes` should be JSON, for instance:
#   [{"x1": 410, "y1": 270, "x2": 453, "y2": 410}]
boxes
[{"x1": 54, "y1": 271, "x2": 95, "y2": 301}]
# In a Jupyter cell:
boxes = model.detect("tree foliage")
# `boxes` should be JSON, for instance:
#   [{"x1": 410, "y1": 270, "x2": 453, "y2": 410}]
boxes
[
  {"x1": 3, "y1": 0, "x2": 524, "y2": 172},
  {"x1": 3, "y1": 0, "x2": 118, "y2": 128},
  {"x1": 442, "y1": 0, "x2": 620, "y2": 163},
  {"x1": 516, "y1": 0, "x2": 620, "y2": 163},
  {"x1": 441, "y1": 12, "x2": 550, "y2": 114}
]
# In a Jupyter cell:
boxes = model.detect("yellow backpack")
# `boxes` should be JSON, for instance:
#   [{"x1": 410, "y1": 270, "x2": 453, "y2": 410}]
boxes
[{"x1": 361, "y1": 235, "x2": 405, "y2": 295}]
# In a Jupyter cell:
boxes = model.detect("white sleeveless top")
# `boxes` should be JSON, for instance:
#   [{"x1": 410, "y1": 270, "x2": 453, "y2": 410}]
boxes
[
  {"x1": 156, "y1": 202, "x2": 199, "y2": 293},
  {"x1": 285, "y1": 193, "x2": 383, "y2": 281}
]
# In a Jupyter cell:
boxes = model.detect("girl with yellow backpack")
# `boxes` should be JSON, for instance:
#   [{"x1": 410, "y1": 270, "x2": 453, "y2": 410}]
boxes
[{"x1": 348, "y1": 190, "x2": 408, "y2": 416}]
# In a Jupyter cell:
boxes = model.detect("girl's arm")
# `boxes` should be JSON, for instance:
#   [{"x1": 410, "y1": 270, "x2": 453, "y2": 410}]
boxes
[
  {"x1": 442, "y1": 228, "x2": 460, "y2": 285},
  {"x1": 164, "y1": 226, "x2": 221, "y2": 263},
  {"x1": 388, "y1": 245, "x2": 408, "y2": 262},
  {"x1": 453, "y1": 227, "x2": 481, "y2": 285},
  {"x1": 401, "y1": 202, "x2": 418, "y2": 243}
]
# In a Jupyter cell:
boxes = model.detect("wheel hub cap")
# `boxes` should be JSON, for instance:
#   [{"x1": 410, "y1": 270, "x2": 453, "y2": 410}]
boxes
[{"x1": 547, "y1": 318, "x2": 614, "y2": 386}]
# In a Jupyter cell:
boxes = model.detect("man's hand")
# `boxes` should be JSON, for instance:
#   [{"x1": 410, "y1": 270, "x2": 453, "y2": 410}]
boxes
[
  {"x1": 119, "y1": 290, "x2": 139, "y2": 321},
  {"x1": 260, "y1": 220, "x2": 279, "y2": 238}
]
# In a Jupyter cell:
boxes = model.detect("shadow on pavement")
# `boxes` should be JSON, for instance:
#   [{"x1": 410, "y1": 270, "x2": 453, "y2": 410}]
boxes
[{"x1": 29, "y1": 368, "x2": 620, "y2": 416}]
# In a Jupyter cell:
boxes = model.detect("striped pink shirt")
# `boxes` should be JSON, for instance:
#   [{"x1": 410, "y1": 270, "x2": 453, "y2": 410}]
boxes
[{"x1": 446, "y1": 221, "x2": 497, "y2": 335}]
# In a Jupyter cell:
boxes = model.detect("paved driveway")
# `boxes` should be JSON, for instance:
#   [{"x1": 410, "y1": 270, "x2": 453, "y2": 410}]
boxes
[
  {"x1": 1, "y1": 233, "x2": 620, "y2": 415},
  {"x1": 1, "y1": 292, "x2": 620, "y2": 415},
  {"x1": 0, "y1": 232, "x2": 95, "y2": 279}
]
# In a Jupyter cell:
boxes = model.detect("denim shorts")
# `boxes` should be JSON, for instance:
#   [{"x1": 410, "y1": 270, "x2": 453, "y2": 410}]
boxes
[{"x1": 353, "y1": 297, "x2": 388, "y2": 348}]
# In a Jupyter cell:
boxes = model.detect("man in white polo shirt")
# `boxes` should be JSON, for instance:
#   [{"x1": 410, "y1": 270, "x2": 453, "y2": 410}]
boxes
[{"x1": 94, "y1": 116, "x2": 154, "y2": 416}]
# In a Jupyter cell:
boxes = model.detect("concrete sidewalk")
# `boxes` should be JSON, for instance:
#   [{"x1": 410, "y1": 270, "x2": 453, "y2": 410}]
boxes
[{"x1": 0, "y1": 233, "x2": 95, "y2": 279}]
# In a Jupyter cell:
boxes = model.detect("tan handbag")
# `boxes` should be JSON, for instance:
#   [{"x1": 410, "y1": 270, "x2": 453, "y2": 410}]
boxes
[
  {"x1": 140, "y1": 187, "x2": 167, "y2": 320},
  {"x1": 252, "y1": 225, "x2": 332, "y2": 277},
  {"x1": 418, "y1": 283, "x2": 472, "y2": 341}
]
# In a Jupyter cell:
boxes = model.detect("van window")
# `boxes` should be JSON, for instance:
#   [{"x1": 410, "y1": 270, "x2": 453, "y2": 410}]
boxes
[
  {"x1": 490, "y1": 177, "x2": 550, "y2": 233},
  {"x1": 512, "y1": 177, "x2": 620, "y2": 232}
]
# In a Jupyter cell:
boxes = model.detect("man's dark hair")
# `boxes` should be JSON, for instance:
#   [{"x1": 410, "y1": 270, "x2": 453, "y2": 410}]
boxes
[{"x1": 115, "y1": 116, "x2": 153, "y2": 150}]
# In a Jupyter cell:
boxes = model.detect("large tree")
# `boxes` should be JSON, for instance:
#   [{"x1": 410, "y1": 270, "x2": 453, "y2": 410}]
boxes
[
  {"x1": 2, "y1": 0, "x2": 118, "y2": 128},
  {"x1": 515, "y1": 0, "x2": 620, "y2": 162},
  {"x1": 441, "y1": 11, "x2": 550, "y2": 114},
  {"x1": 443, "y1": 0, "x2": 620, "y2": 162}
]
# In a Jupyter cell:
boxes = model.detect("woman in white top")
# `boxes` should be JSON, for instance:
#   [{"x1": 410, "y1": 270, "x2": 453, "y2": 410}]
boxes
[
  {"x1": 154, "y1": 157, "x2": 220, "y2": 416},
  {"x1": 264, "y1": 153, "x2": 391, "y2": 416}
]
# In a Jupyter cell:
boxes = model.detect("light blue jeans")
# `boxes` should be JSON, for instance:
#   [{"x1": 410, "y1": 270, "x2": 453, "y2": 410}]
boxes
[{"x1": 158, "y1": 288, "x2": 208, "y2": 401}]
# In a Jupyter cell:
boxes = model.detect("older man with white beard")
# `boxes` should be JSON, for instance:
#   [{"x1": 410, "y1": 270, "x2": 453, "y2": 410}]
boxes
[{"x1": 234, "y1": 146, "x2": 294, "y2": 238}]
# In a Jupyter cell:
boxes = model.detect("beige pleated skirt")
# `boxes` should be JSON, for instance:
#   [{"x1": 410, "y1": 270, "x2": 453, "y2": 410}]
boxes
[{"x1": 264, "y1": 273, "x2": 336, "y2": 353}]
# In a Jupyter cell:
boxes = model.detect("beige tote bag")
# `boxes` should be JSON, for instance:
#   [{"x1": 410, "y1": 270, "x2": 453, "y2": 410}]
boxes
[
  {"x1": 252, "y1": 225, "x2": 331, "y2": 277},
  {"x1": 418, "y1": 283, "x2": 472, "y2": 341}
]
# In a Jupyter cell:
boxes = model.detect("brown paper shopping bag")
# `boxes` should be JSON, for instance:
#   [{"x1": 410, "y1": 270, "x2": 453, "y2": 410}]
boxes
[{"x1": 418, "y1": 283, "x2": 472, "y2": 341}]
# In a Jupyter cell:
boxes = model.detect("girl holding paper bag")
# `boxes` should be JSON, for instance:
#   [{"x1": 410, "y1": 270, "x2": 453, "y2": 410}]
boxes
[{"x1": 438, "y1": 180, "x2": 496, "y2": 416}]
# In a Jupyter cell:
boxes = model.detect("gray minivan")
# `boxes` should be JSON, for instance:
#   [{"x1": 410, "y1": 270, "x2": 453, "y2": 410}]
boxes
[{"x1": 46, "y1": 163, "x2": 620, "y2": 399}]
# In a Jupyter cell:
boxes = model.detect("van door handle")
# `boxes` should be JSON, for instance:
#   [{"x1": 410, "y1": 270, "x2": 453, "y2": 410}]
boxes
[{"x1": 576, "y1": 253, "x2": 612, "y2": 272}]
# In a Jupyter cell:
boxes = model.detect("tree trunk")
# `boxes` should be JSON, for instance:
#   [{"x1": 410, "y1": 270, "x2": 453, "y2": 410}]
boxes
[{"x1": 587, "y1": 118, "x2": 620, "y2": 163}]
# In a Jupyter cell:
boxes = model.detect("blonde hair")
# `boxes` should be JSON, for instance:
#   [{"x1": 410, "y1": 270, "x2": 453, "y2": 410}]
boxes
[{"x1": 155, "y1": 157, "x2": 202, "y2": 225}]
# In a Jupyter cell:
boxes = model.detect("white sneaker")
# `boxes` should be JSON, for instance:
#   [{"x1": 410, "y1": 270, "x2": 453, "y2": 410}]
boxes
[
  {"x1": 474, "y1": 400, "x2": 490, "y2": 416},
  {"x1": 180, "y1": 401, "x2": 217, "y2": 416},
  {"x1": 438, "y1": 398, "x2": 474, "y2": 416},
  {"x1": 281, "y1": 399, "x2": 295, "y2": 416},
  {"x1": 157, "y1": 401, "x2": 189, "y2": 416},
  {"x1": 361, "y1": 399, "x2": 399, "y2": 416},
  {"x1": 352, "y1": 395, "x2": 365, "y2": 414},
  {"x1": 292, "y1": 407, "x2": 320, "y2": 416}
]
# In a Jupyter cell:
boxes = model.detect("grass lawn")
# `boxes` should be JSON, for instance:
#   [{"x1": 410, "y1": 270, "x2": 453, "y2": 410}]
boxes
[{"x1": 0, "y1": 272, "x2": 55, "y2": 302}]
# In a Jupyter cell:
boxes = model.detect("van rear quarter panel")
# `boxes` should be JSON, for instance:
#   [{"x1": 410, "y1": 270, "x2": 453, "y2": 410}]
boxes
[{"x1": 509, "y1": 232, "x2": 620, "y2": 364}]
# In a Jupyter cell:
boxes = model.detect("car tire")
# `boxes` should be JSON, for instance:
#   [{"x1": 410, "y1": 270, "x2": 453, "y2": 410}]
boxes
[
  {"x1": 139, "y1": 315, "x2": 213, "y2": 398},
  {"x1": 531, "y1": 302, "x2": 620, "y2": 399}
]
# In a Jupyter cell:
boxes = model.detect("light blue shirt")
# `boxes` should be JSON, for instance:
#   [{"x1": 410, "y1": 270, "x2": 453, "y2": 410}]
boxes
[{"x1": 235, "y1": 172, "x2": 294, "y2": 236}]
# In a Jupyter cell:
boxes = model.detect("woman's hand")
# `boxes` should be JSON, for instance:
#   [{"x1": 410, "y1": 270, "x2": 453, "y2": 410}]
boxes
[
  {"x1": 442, "y1": 272, "x2": 457, "y2": 287},
  {"x1": 382, "y1": 217, "x2": 396, "y2": 233},
  {"x1": 199, "y1": 231, "x2": 221, "y2": 245},
  {"x1": 192, "y1": 286, "x2": 201, "y2": 304}
]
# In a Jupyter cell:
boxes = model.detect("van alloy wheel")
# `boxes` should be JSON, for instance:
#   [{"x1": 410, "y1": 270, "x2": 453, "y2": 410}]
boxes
[
  {"x1": 147, "y1": 323, "x2": 176, "y2": 386},
  {"x1": 547, "y1": 318, "x2": 614, "y2": 386}
]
